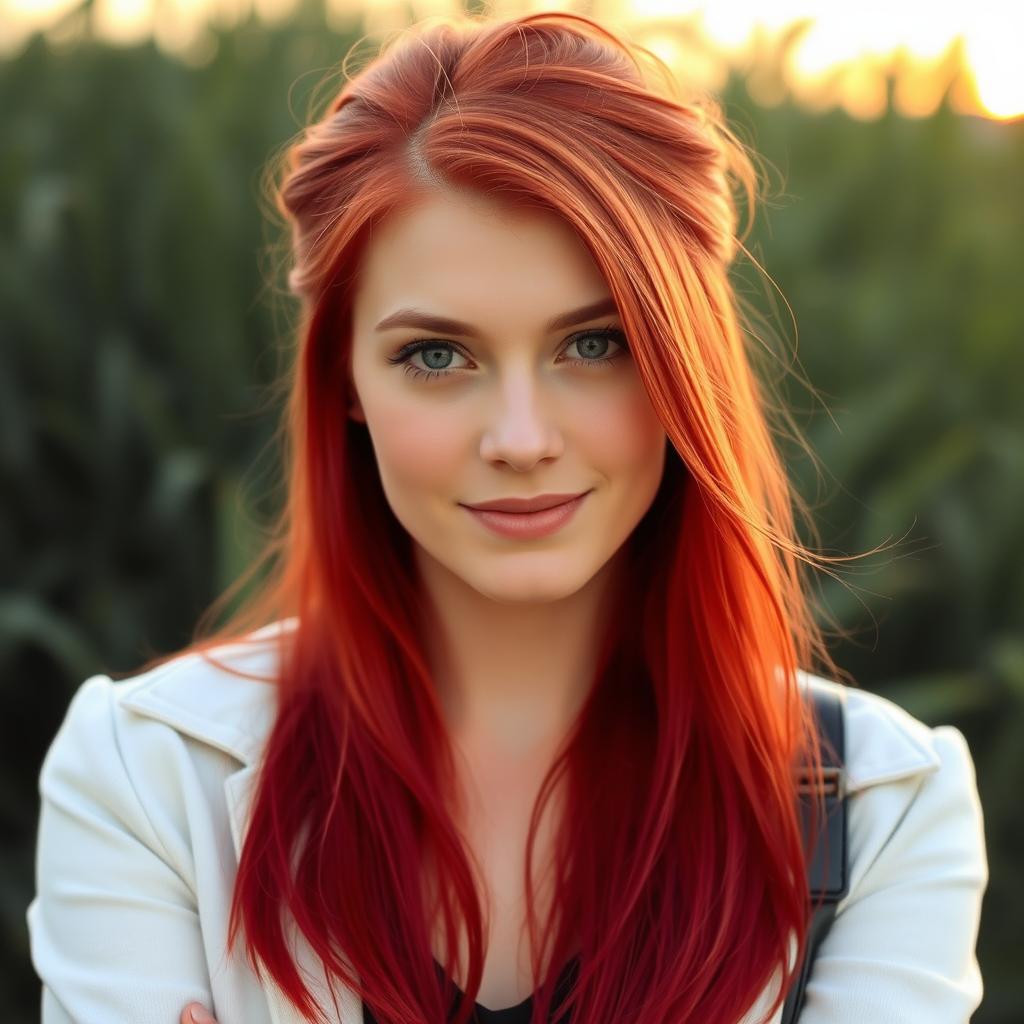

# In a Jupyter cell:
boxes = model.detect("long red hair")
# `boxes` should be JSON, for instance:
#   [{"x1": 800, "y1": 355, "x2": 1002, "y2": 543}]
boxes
[{"x1": 133, "y1": 11, "x2": 874, "y2": 1023}]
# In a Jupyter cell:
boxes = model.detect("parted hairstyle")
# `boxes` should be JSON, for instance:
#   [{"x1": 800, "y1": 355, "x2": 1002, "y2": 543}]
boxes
[{"x1": 134, "y1": 10, "x2": 877, "y2": 1023}]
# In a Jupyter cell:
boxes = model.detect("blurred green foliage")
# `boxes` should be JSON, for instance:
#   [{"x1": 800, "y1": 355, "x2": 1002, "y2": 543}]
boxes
[{"x1": 2, "y1": 5, "x2": 1021, "y2": 1021}]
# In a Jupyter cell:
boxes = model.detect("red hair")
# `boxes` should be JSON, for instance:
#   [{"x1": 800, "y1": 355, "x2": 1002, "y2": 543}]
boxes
[{"x1": 134, "y1": 11, "x2": 877, "y2": 1023}]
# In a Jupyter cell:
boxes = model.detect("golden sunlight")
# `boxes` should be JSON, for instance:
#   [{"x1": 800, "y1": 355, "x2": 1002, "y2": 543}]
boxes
[{"x1": 0, "y1": 0, "x2": 1018, "y2": 122}]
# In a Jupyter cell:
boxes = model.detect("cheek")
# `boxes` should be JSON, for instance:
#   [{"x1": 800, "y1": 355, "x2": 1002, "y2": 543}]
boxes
[
  {"x1": 580, "y1": 384, "x2": 667, "y2": 478},
  {"x1": 366, "y1": 398, "x2": 466, "y2": 502}
]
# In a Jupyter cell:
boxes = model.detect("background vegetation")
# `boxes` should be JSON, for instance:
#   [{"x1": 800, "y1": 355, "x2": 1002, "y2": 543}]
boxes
[{"x1": 3, "y1": 4, "x2": 1021, "y2": 1020}]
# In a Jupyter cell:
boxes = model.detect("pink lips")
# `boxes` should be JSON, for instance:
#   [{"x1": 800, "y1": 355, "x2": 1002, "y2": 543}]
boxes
[{"x1": 461, "y1": 490, "x2": 591, "y2": 540}]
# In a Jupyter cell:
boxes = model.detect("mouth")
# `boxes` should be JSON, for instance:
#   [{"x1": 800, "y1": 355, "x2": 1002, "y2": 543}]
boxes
[
  {"x1": 460, "y1": 491, "x2": 591, "y2": 514},
  {"x1": 460, "y1": 490, "x2": 592, "y2": 540}
]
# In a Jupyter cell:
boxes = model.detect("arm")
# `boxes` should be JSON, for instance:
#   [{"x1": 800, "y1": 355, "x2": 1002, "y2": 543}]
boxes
[
  {"x1": 26, "y1": 675, "x2": 215, "y2": 1022},
  {"x1": 798, "y1": 725, "x2": 988, "y2": 1023}
]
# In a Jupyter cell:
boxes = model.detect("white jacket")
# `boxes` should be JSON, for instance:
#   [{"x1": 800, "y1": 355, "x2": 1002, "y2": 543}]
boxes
[{"x1": 26, "y1": 620, "x2": 988, "y2": 1023}]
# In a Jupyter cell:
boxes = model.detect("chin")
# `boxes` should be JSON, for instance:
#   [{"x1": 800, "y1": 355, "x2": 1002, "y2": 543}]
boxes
[{"x1": 464, "y1": 563, "x2": 595, "y2": 605}]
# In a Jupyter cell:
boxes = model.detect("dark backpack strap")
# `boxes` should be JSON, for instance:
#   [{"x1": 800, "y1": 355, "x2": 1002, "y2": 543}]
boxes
[{"x1": 780, "y1": 681, "x2": 850, "y2": 1024}]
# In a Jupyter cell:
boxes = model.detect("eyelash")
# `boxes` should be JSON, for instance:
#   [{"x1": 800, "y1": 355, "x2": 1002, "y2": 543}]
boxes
[{"x1": 387, "y1": 325, "x2": 630, "y2": 382}]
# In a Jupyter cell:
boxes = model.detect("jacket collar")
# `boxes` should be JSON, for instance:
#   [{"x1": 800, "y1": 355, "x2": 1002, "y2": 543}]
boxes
[
  {"x1": 118, "y1": 619, "x2": 294, "y2": 767},
  {"x1": 794, "y1": 670, "x2": 942, "y2": 790},
  {"x1": 118, "y1": 619, "x2": 941, "y2": 792}
]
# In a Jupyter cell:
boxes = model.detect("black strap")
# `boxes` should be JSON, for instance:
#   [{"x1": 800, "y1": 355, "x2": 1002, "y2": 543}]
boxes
[{"x1": 780, "y1": 681, "x2": 849, "y2": 1024}]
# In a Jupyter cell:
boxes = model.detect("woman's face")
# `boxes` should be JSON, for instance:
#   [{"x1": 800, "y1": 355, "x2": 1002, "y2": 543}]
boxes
[{"x1": 348, "y1": 188, "x2": 667, "y2": 605}]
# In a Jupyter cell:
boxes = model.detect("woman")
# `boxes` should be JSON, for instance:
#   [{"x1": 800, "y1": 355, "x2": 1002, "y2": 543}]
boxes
[{"x1": 27, "y1": 11, "x2": 987, "y2": 1024}]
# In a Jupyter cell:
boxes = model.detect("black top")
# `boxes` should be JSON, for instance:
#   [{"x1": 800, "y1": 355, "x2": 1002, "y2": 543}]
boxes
[{"x1": 361, "y1": 955, "x2": 579, "y2": 1023}]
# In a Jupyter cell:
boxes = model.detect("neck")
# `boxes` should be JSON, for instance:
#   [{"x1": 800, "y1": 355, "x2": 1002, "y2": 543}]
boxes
[{"x1": 415, "y1": 545, "x2": 626, "y2": 755}]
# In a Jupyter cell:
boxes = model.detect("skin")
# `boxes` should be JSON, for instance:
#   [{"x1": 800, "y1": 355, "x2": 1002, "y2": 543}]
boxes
[{"x1": 182, "y1": 187, "x2": 668, "y2": 1021}]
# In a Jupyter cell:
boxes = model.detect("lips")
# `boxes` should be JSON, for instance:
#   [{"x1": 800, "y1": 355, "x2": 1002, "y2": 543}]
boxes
[
  {"x1": 462, "y1": 490, "x2": 590, "y2": 540},
  {"x1": 462, "y1": 491, "x2": 590, "y2": 514}
]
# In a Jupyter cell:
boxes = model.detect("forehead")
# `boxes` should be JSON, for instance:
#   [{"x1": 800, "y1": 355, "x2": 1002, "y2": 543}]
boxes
[{"x1": 351, "y1": 190, "x2": 611, "y2": 328}]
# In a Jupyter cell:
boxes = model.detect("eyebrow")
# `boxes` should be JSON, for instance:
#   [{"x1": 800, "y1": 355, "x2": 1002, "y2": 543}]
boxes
[{"x1": 373, "y1": 296, "x2": 620, "y2": 337}]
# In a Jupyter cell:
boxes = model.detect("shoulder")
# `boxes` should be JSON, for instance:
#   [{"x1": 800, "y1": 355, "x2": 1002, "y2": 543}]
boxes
[
  {"x1": 34, "y1": 622, "x2": 295, "y2": 911},
  {"x1": 798, "y1": 670, "x2": 988, "y2": 924},
  {"x1": 48, "y1": 619, "x2": 294, "y2": 774},
  {"x1": 27, "y1": 627, "x2": 300, "y2": 1023},
  {"x1": 790, "y1": 673, "x2": 988, "y2": 1021},
  {"x1": 796, "y1": 670, "x2": 986, "y2": 871},
  {"x1": 38, "y1": 621, "x2": 294, "y2": 855}
]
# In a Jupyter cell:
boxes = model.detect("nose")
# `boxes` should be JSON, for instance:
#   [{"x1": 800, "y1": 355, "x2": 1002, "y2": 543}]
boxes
[{"x1": 478, "y1": 374, "x2": 565, "y2": 471}]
